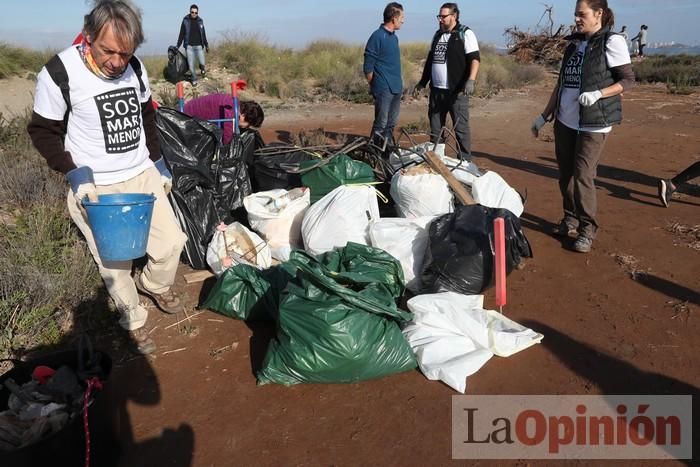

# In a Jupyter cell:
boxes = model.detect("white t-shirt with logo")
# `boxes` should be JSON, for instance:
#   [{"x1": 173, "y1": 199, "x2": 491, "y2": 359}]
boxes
[
  {"x1": 557, "y1": 34, "x2": 630, "y2": 133},
  {"x1": 431, "y1": 29, "x2": 479, "y2": 89},
  {"x1": 33, "y1": 46, "x2": 154, "y2": 185}
]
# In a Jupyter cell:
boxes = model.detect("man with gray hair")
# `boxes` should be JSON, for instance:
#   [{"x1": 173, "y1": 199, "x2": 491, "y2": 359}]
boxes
[{"x1": 27, "y1": 0, "x2": 187, "y2": 354}]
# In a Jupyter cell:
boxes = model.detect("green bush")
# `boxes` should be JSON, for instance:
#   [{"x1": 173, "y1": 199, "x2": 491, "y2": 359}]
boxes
[
  {"x1": 634, "y1": 55, "x2": 700, "y2": 87},
  {"x1": 0, "y1": 42, "x2": 53, "y2": 78}
]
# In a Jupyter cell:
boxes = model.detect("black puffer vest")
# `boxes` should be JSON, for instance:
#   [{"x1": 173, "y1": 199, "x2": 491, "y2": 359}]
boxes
[
  {"x1": 419, "y1": 24, "x2": 474, "y2": 94},
  {"x1": 558, "y1": 27, "x2": 622, "y2": 127}
]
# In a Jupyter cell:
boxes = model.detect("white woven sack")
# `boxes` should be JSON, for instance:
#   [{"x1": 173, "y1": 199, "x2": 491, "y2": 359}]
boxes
[
  {"x1": 243, "y1": 188, "x2": 310, "y2": 261},
  {"x1": 471, "y1": 171, "x2": 524, "y2": 217},
  {"x1": 206, "y1": 222, "x2": 272, "y2": 276},
  {"x1": 301, "y1": 185, "x2": 380, "y2": 257},
  {"x1": 390, "y1": 171, "x2": 453, "y2": 218},
  {"x1": 369, "y1": 217, "x2": 435, "y2": 292}
]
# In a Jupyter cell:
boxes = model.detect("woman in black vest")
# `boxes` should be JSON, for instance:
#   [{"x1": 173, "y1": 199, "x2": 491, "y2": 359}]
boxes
[{"x1": 531, "y1": 0, "x2": 635, "y2": 253}]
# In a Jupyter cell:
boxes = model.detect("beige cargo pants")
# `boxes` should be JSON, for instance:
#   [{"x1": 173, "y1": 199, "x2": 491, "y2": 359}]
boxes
[{"x1": 67, "y1": 167, "x2": 187, "y2": 331}]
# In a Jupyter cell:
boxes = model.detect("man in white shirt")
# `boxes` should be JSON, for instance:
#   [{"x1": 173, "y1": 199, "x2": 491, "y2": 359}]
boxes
[
  {"x1": 414, "y1": 2, "x2": 480, "y2": 167},
  {"x1": 27, "y1": 0, "x2": 187, "y2": 354}
]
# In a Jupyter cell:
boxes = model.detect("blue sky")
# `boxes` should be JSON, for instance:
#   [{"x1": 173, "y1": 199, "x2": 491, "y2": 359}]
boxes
[{"x1": 2, "y1": 0, "x2": 698, "y2": 54}]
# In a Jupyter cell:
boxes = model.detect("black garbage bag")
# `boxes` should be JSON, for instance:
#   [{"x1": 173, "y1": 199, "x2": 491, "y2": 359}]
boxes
[
  {"x1": 252, "y1": 146, "x2": 315, "y2": 192},
  {"x1": 421, "y1": 205, "x2": 533, "y2": 295},
  {"x1": 213, "y1": 132, "x2": 259, "y2": 224},
  {"x1": 165, "y1": 46, "x2": 188, "y2": 83}
]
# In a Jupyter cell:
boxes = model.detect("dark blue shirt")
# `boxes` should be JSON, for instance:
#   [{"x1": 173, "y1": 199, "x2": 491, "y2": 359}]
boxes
[{"x1": 363, "y1": 25, "x2": 402, "y2": 94}]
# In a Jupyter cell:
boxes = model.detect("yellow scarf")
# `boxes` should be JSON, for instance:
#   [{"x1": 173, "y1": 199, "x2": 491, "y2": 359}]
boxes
[{"x1": 79, "y1": 39, "x2": 123, "y2": 80}]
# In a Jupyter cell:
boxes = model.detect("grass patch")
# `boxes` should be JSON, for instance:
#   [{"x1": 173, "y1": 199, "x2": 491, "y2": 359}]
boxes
[
  {"x1": 211, "y1": 35, "x2": 541, "y2": 102},
  {"x1": 634, "y1": 55, "x2": 700, "y2": 89},
  {"x1": 0, "y1": 42, "x2": 53, "y2": 79},
  {"x1": 140, "y1": 54, "x2": 168, "y2": 83},
  {"x1": 0, "y1": 110, "x2": 100, "y2": 358}
]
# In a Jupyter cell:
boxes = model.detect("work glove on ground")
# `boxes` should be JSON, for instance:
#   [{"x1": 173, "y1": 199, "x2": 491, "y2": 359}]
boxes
[
  {"x1": 66, "y1": 166, "x2": 98, "y2": 204},
  {"x1": 154, "y1": 157, "x2": 173, "y2": 195},
  {"x1": 412, "y1": 83, "x2": 424, "y2": 99},
  {"x1": 464, "y1": 79, "x2": 476, "y2": 96},
  {"x1": 578, "y1": 90, "x2": 603, "y2": 107},
  {"x1": 530, "y1": 114, "x2": 547, "y2": 138}
]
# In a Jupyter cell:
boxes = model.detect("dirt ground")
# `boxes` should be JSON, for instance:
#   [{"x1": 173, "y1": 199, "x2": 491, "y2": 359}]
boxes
[{"x1": 8, "y1": 81, "x2": 700, "y2": 466}]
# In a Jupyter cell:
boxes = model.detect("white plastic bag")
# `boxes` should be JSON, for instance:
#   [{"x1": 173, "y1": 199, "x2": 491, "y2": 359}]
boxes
[
  {"x1": 471, "y1": 171, "x2": 524, "y2": 217},
  {"x1": 442, "y1": 156, "x2": 481, "y2": 186},
  {"x1": 243, "y1": 188, "x2": 310, "y2": 261},
  {"x1": 389, "y1": 142, "x2": 445, "y2": 171},
  {"x1": 369, "y1": 217, "x2": 434, "y2": 292},
  {"x1": 390, "y1": 169, "x2": 453, "y2": 218},
  {"x1": 206, "y1": 222, "x2": 272, "y2": 276},
  {"x1": 402, "y1": 292, "x2": 543, "y2": 393},
  {"x1": 301, "y1": 185, "x2": 380, "y2": 257}
]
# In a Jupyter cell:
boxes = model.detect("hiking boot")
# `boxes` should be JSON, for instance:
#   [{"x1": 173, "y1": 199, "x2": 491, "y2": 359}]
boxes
[
  {"x1": 572, "y1": 235, "x2": 593, "y2": 253},
  {"x1": 552, "y1": 219, "x2": 578, "y2": 238},
  {"x1": 200, "y1": 68, "x2": 206, "y2": 78},
  {"x1": 134, "y1": 273, "x2": 183, "y2": 314},
  {"x1": 129, "y1": 327, "x2": 156, "y2": 355},
  {"x1": 657, "y1": 179, "x2": 675, "y2": 207}
]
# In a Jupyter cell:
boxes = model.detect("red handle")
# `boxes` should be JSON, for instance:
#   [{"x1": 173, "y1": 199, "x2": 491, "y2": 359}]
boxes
[{"x1": 494, "y1": 217, "x2": 507, "y2": 308}]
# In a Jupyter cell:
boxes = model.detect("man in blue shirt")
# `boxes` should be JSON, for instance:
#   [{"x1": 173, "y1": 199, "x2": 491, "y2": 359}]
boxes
[{"x1": 363, "y1": 3, "x2": 404, "y2": 150}]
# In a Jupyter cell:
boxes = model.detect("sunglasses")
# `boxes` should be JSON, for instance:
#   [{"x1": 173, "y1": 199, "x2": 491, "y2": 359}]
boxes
[
  {"x1": 436, "y1": 13, "x2": 453, "y2": 19},
  {"x1": 190, "y1": 10, "x2": 198, "y2": 14}
]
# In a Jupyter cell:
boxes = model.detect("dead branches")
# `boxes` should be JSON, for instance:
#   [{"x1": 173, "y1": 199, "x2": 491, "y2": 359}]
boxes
[
  {"x1": 504, "y1": 26, "x2": 569, "y2": 66},
  {"x1": 504, "y1": 4, "x2": 570, "y2": 66}
]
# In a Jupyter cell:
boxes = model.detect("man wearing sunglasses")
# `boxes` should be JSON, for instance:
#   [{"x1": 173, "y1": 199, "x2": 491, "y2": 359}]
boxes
[
  {"x1": 414, "y1": 3, "x2": 481, "y2": 167},
  {"x1": 176, "y1": 4, "x2": 209, "y2": 86}
]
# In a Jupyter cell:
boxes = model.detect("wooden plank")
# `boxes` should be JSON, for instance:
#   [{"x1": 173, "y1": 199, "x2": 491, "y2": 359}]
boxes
[
  {"x1": 423, "y1": 151, "x2": 476, "y2": 205},
  {"x1": 184, "y1": 270, "x2": 215, "y2": 284}
]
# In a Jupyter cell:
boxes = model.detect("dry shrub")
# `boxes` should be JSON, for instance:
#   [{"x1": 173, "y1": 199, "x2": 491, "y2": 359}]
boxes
[{"x1": 504, "y1": 26, "x2": 569, "y2": 66}]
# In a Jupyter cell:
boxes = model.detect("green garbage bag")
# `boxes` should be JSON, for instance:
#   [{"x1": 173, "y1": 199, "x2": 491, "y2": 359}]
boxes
[
  {"x1": 257, "y1": 244, "x2": 416, "y2": 386},
  {"x1": 202, "y1": 264, "x2": 292, "y2": 321},
  {"x1": 301, "y1": 153, "x2": 376, "y2": 203}
]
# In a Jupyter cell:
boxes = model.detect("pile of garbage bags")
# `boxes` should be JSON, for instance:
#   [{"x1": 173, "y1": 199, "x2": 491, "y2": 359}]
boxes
[{"x1": 157, "y1": 109, "x2": 540, "y2": 391}]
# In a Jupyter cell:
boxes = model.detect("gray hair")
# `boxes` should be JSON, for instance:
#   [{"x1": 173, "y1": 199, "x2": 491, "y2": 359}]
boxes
[{"x1": 83, "y1": 0, "x2": 144, "y2": 51}]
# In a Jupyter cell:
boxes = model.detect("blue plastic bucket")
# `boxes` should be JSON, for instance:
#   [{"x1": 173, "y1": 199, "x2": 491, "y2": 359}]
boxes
[{"x1": 83, "y1": 193, "x2": 156, "y2": 261}]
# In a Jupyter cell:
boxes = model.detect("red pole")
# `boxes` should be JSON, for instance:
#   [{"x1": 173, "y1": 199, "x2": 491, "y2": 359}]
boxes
[
  {"x1": 494, "y1": 217, "x2": 507, "y2": 312},
  {"x1": 176, "y1": 82, "x2": 185, "y2": 112}
]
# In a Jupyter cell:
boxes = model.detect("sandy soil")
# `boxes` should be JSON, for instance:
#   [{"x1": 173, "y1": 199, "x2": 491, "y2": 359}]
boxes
[{"x1": 6, "y1": 78, "x2": 700, "y2": 466}]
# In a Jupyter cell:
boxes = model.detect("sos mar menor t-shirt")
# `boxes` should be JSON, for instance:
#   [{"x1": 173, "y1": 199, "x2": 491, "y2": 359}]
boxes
[
  {"x1": 33, "y1": 46, "x2": 153, "y2": 185},
  {"x1": 431, "y1": 29, "x2": 479, "y2": 89},
  {"x1": 557, "y1": 34, "x2": 630, "y2": 133}
]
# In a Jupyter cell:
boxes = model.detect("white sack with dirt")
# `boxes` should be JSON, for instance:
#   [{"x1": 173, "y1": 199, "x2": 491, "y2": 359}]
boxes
[
  {"x1": 243, "y1": 187, "x2": 310, "y2": 261},
  {"x1": 206, "y1": 222, "x2": 272, "y2": 276},
  {"x1": 301, "y1": 185, "x2": 380, "y2": 257},
  {"x1": 470, "y1": 171, "x2": 524, "y2": 217},
  {"x1": 390, "y1": 166, "x2": 453, "y2": 218},
  {"x1": 402, "y1": 292, "x2": 543, "y2": 393},
  {"x1": 389, "y1": 142, "x2": 446, "y2": 171},
  {"x1": 369, "y1": 217, "x2": 435, "y2": 292}
]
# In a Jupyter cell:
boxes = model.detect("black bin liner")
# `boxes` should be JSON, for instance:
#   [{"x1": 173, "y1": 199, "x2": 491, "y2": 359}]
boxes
[
  {"x1": 421, "y1": 205, "x2": 533, "y2": 295},
  {"x1": 253, "y1": 146, "x2": 315, "y2": 192},
  {"x1": 164, "y1": 46, "x2": 187, "y2": 84},
  {"x1": 156, "y1": 107, "x2": 258, "y2": 269},
  {"x1": 0, "y1": 347, "x2": 114, "y2": 467}
]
